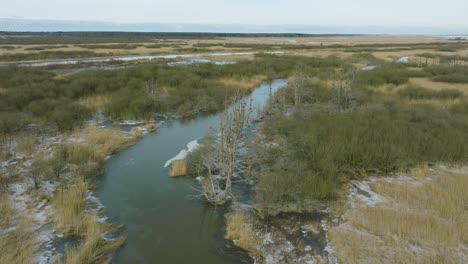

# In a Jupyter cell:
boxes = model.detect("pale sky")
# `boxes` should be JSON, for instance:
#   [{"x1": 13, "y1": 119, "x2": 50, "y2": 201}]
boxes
[{"x1": 2, "y1": 0, "x2": 468, "y2": 29}]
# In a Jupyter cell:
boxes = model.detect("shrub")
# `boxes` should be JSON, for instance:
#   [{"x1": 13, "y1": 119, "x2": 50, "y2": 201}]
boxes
[{"x1": 398, "y1": 85, "x2": 464, "y2": 100}]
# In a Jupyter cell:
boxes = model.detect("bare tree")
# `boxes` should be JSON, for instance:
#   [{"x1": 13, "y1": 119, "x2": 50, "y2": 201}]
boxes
[
  {"x1": 145, "y1": 79, "x2": 165, "y2": 110},
  {"x1": 266, "y1": 68, "x2": 277, "y2": 98},
  {"x1": 289, "y1": 67, "x2": 308, "y2": 108},
  {"x1": 333, "y1": 70, "x2": 356, "y2": 112},
  {"x1": 195, "y1": 93, "x2": 251, "y2": 205}
]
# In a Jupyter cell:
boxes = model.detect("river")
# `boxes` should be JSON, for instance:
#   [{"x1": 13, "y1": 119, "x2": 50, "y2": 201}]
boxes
[{"x1": 95, "y1": 79, "x2": 287, "y2": 263}]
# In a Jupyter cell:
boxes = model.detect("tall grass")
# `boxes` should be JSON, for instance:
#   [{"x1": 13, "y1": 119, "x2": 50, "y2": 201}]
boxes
[
  {"x1": 0, "y1": 220, "x2": 36, "y2": 264},
  {"x1": 53, "y1": 176, "x2": 125, "y2": 264},
  {"x1": 52, "y1": 176, "x2": 89, "y2": 235},
  {"x1": 59, "y1": 217, "x2": 125, "y2": 264},
  {"x1": 225, "y1": 208, "x2": 262, "y2": 258},
  {"x1": 256, "y1": 74, "x2": 468, "y2": 210},
  {"x1": 398, "y1": 85, "x2": 464, "y2": 100},
  {"x1": 425, "y1": 65, "x2": 468, "y2": 84},
  {"x1": 329, "y1": 167, "x2": 468, "y2": 264}
]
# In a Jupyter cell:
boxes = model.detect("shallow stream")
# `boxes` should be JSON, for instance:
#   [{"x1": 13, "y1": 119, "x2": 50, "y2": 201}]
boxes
[{"x1": 96, "y1": 80, "x2": 287, "y2": 263}]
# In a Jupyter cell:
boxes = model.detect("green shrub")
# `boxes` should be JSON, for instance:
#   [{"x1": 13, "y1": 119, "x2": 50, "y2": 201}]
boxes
[
  {"x1": 398, "y1": 85, "x2": 464, "y2": 100},
  {"x1": 425, "y1": 65, "x2": 468, "y2": 84},
  {"x1": 256, "y1": 79, "x2": 468, "y2": 207}
]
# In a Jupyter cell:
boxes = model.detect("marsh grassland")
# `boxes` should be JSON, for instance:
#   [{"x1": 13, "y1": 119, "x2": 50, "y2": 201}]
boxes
[{"x1": 1, "y1": 33, "x2": 468, "y2": 263}]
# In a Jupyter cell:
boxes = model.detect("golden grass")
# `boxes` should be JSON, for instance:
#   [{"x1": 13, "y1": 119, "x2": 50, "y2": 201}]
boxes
[
  {"x1": 225, "y1": 208, "x2": 262, "y2": 255},
  {"x1": 169, "y1": 160, "x2": 187, "y2": 177},
  {"x1": 67, "y1": 127, "x2": 136, "y2": 170},
  {"x1": 53, "y1": 176, "x2": 125, "y2": 264},
  {"x1": 0, "y1": 219, "x2": 36, "y2": 264},
  {"x1": 59, "y1": 217, "x2": 125, "y2": 264},
  {"x1": 410, "y1": 77, "x2": 468, "y2": 92},
  {"x1": 218, "y1": 75, "x2": 266, "y2": 91},
  {"x1": 52, "y1": 176, "x2": 89, "y2": 235},
  {"x1": 329, "y1": 166, "x2": 468, "y2": 264},
  {"x1": 0, "y1": 194, "x2": 14, "y2": 229},
  {"x1": 79, "y1": 95, "x2": 111, "y2": 111}
]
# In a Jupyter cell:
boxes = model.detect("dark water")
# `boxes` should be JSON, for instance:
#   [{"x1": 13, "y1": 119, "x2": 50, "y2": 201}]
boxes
[{"x1": 96, "y1": 80, "x2": 287, "y2": 264}]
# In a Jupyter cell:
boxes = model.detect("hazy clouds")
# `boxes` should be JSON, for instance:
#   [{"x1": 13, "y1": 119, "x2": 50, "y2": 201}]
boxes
[{"x1": 2, "y1": 0, "x2": 468, "y2": 29}]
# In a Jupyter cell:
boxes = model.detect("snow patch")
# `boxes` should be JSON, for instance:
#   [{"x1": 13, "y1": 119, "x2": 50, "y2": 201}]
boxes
[
  {"x1": 119, "y1": 120, "x2": 146, "y2": 126},
  {"x1": 349, "y1": 179, "x2": 385, "y2": 206},
  {"x1": 164, "y1": 138, "x2": 201, "y2": 167},
  {"x1": 396, "y1": 56, "x2": 409, "y2": 64},
  {"x1": 361, "y1": 65, "x2": 378, "y2": 71},
  {"x1": 167, "y1": 59, "x2": 236, "y2": 66}
]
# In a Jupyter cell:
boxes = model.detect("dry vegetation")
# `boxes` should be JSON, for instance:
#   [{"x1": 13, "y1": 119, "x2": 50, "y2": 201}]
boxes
[
  {"x1": 0, "y1": 219, "x2": 36, "y2": 264},
  {"x1": 54, "y1": 177, "x2": 124, "y2": 264},
  {"x1": 53, "y1": 128, "x2": 136, "y2": 263},
  {"x1": 225, "y1": 208, "x2": 262, "y2": 257},
  {"x1": 329, "y1": 166, "x2": 468, "y2": 264},
  {"x1": 2, "y1": 34, "x2": 468, "y2": 263}
]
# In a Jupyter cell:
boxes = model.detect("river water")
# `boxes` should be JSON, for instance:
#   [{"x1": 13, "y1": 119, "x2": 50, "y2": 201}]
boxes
[
  {"x1": 96, "y1": 79, "x2": 287, "y2": 264},
  {"x1": 1, "y1": 51, "x2": 283, "y2": 67}
]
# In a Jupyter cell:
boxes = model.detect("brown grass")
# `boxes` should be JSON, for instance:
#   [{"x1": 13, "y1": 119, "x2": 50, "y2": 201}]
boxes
[
  {"x1": 169, "y1": 160, "x2": 187, "y2": 177},
  {"x1": 79, "y1": 95, "x2": 111, "y2": 111},
  {"x1": 225, "y1": 208, "x2": 262, "y2": 255},
  {"x1": 0, "y1": 219, "x2": 36, "y2": 264},
  {"x1": 0, "y1": 194, "x2": 14, "y2": 229},
  {"x1": 329, "y1": 166, "x2": 468, "y2": 264},
  {"x1": 218, "y1": 75, "x2": 266, "y2": 91},
  {"x1": 15, "y1": 133, "x2": 35, "y2": 155},
  {"x1": 66, "y1": 127, "x2": 136, "y2": 176},
  {"x1": 410, "y1": 77, "x2": 468, "y2": 92},
  {"x1": 53, "y1": 176, "x2": 125, "y2": 264},
  {"x1": 59, "y1": 217, "x2": 125, "y2": 264},
  {"x1": 52, "y1": 176, "x2": 89, "y2": 235}
]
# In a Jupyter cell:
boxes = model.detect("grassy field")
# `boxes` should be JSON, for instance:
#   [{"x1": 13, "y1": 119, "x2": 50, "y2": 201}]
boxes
[
  {"x1": 1, "y1": 34, "x2": 468, "y2": 263},
  {"x1": 329, "y1": 166, "x2": 468, "y2": 263}
]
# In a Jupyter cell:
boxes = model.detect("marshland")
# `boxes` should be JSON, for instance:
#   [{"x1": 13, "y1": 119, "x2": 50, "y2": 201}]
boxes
[{"x1": 1, "y1": 30, "x2": 468, "y2": 264}]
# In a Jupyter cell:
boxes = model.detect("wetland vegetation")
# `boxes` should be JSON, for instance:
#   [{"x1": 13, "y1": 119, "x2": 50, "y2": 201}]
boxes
[{"x1": 1, "y1": 33, "x2": 468, "y2": 264}]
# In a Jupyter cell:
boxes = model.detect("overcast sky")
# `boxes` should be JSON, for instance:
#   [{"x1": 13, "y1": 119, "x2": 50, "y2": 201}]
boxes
[{"x1": 2, "y1": 0, "x2": 468, "y2": 30}]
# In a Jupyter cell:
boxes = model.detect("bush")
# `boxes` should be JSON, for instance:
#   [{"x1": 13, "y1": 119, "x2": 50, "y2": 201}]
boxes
[
  {"x1": 356, "y1": 65, "x2": 427, "y2": 87},
  {"x1": 47, "y1": 103, "x2": 91, "y2": 131},
  {"x1": 425, "y1": 65, "x2": 468, "y2": 84},
  {"x1": 256, "y1": 79, "x2": 468, "y2": 207},
  {"x1": 398, "y1": 85, "x2": 464, "y2": 100}
]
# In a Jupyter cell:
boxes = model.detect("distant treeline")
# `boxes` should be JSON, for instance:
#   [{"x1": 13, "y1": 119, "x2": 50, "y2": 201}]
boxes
[{"x1": 0, "y1": 31, "x2": 359, "y2": 44}]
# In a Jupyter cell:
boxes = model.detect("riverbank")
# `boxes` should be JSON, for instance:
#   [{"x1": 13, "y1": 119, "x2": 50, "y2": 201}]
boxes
[{"x1": 0, "y1": 119, "x2": 155, "y2": 263}]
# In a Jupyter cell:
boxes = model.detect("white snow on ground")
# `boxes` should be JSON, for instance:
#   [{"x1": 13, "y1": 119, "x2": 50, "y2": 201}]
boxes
[
  {"x1": 164, "y1": 138, "x2": 201, "y2": 167},
  {"x1": 321, "y1": 219, "x2": 339, "y2": 264},
  {"x1": 119, "y1": 120, "x2": 146, "y2": 126},
  {"x1": 349, "y1": 178, "x2": 385, "y2": 207},
  {"x1": 361, "y1": 65, "x2": 378, "y2": 71},
  {"x1": 9, "y1": 182, "x2": 29, "y2": 211},
  {"x1": 396, "y1": 56, "x2": 409, "y2": 64},
  {"x1": 167, "y1": 59, "x2": 236, "y2": 66},
  {"x1": 13, "y1": 51, "x2": 285, "y2": 67}
]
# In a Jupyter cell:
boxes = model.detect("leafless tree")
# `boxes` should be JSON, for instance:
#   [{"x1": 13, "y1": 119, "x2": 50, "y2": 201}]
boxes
[
  {"x1": 333, "y1": 70, "x2": 356, "y2": 112},
  {"x1": 266, "y1": 68, "x2": 277, "y2": 98},
  {"x1": 145, "y1": 79, "x2": 166, "y2": 110},
  {"x1": 195, "y1": 92, "x2": 251, "y2": 205},
  {"x1": 289, "y1": 67, "x2": 308, "y2": 108}
]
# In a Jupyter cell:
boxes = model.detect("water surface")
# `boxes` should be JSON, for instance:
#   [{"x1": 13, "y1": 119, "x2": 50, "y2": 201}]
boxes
[{"x1": 96, "y1": 80, "x2": 287, "y2": 264}]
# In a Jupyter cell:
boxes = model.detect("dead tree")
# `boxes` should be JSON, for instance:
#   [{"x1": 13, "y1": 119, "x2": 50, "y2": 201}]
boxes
[
  {"x1": 290, "y1": 68, "x2": 308, "y2": 108},
  {"x1": 334, "y1": 71, "x2": 356, "y2": 112},
  {"x1": 145, "y1": 79, "x2": 166, "y2": 110},
  {"x1": 266, "y1": 68, "x2": 277, "y2": 98},
  {"x1": 196, "y1": 93, "x2": 251, "y2": 205}
]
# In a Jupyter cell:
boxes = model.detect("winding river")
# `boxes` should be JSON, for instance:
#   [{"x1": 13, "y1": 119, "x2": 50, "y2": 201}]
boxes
[{"x1": 96, "y1": 80, "x2": 287, "y2": 263}]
